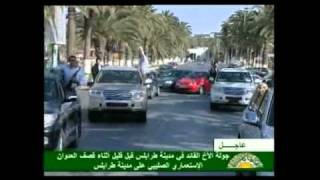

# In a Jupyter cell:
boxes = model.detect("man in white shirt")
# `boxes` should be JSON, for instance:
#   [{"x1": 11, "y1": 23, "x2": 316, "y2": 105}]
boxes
[{"x1": 59, "y1": 55, "x2": 87, "y2": 96}]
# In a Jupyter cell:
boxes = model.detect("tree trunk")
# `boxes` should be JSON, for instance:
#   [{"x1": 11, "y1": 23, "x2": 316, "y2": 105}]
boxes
[
  {"x1": 67, "y1": 7, "x2": 76, "y2": 57},
  {"x1": 131, "y1": 54, "x2": 135, "y2": 67},
  {"x1": 246, "y1": 48, "x2": 250, "y2": 67},
  {"x1": 99, "y1": 37, "x2": 106, "y2": 64},
  {"x1": 83, "y1": 16, "x2": 93, "y2": 61},
  {"x1": 262, "y1": 43, "x2": 266, "y2": 68},
  {"x1": 125, "y1": 47, "x2": 129, "y2": 66},
  {"x1": 249, "y1": 49, "x2": 252, "y2": 67},
  {"x1": 143, "y1": 38, "x2": 148, "y2": 55},
  {"x1": 118, "y1": 41, "x2": 124, "y2": 66}
]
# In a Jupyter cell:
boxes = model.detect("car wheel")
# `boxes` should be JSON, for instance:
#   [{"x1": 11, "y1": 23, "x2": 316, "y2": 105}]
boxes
[
  {"x1": 69, "y1": 126, "x2": 79, "y2": 148},
  {"x1": 138, "y1": 111, "x2": 147, "y2": 123},
  {"x1": 88, "y1": 111, "x2": 100, "y2": 122},
  {"x1": 56, "y1": 130, "x2": 65, "y2": 151},
  {"x1": 210, "y1": 103, "x2": 219, "y2": 111}
]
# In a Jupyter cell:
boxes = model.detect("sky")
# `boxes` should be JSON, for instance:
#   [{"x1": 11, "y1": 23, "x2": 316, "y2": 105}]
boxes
[{"x1": 153, "y1": 5, "x2": 254, "y2": 35}]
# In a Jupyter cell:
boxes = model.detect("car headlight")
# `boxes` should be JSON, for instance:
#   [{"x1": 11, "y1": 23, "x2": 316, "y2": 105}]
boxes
[
  {"x1": 89, "y1": 89, "x2": 103, "y2": 97},
  {"x1": 131, "y1": 90, "x2": 145, "y2": 100},
  {"x1": 44, "y1": 114, "x2": 58, "y2": 128},
  {"x1": 165, "y1": 80, "x2": 173, "y2": 84}
]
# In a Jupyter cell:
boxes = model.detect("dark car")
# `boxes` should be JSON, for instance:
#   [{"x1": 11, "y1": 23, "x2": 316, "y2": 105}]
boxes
[
  {"x1": 247, "y1": 67, "x2": 270, "y2": 78},
  {"x1": 44, "y1": 71, "x2": 82, "y2": 150},
  {"x1": 158, "y1": 64, "x2": 173, "y2": 73},
  {"x1": 145, "y1": 71, "x2": 160, "y2": 99},
  {"x1": 158, "y1": 69, "x2": 193, "y2": 91}
]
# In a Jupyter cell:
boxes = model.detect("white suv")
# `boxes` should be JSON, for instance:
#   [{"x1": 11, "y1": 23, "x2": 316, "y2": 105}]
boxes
[{"x1": 210, "y1": 68, "x2": 261, "y2": 110}]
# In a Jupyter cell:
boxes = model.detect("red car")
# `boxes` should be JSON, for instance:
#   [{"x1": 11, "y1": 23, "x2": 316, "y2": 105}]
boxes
[{"x1": 174, "y1": 71, "x2": 211, "y2": 94}]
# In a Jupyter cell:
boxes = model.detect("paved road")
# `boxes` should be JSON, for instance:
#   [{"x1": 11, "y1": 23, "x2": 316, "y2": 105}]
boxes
[
  {"x1": 77, "y1": 92, "x2": 244, "y2": 151},
  {"x1": 48, "y1": 92, "x2": 243, "y2": 176}
]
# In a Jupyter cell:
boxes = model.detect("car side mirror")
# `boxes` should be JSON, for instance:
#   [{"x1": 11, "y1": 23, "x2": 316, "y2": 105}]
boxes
[
  {"x1": 87, "y1": 81, "x2": 94, "y2": 87},
  {"x1": 243, "y1": 110, "x2": 260, "y2": 126}
]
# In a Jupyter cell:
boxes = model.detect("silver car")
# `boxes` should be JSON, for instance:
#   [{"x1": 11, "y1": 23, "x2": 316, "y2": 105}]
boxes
[{"x1": 88, "y1": 66, "x2": 148, "y2": 122}]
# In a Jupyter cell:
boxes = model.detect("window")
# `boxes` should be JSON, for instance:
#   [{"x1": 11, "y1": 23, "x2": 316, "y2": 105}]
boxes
[
  {"x1": 248, "y1": 87, "x2": 268, "y2": 112},
  {"x1": 216, "y1": 72, "x2": 252, "y2": 83},
  {"x1": 258, "y1": 92, "x2": 270, "y2": 118},
  {"x1": 192, "y1": 72, "x2": 209, "y2": 78},
  {"x1": 44, "y1": 79, "x2": 58, "y2": 101},
  {"x1": 96, "y1": 70, "x2": 141, "y2": 84}
]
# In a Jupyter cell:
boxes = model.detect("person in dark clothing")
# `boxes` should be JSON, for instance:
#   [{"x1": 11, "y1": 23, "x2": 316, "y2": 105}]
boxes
[
  {"x1": 91, "y1": 58, "x2": 102, "y2": 81},
  {"x1": 209, "y1": 60, "x2": 218, "y2": 79}
]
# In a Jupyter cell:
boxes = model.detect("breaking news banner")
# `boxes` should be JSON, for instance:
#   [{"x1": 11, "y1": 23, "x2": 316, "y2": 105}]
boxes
[{"x1": 44, "y1": 139, "x2": 274, "y2": 172}]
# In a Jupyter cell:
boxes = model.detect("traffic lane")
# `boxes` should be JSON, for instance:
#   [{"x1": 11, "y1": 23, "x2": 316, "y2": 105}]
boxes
[{"x1": 77, "y1": 92, "x2": 243, "y2": 151}]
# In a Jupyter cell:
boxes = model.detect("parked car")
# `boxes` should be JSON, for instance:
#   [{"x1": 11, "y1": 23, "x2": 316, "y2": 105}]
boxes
[
  {"x1": 210, "y1": 68, "x2": 261, "y2": 110},
  {"x1": 174, "y1": 71, "x2": 211, "y2": 94},
  {"x1": 44, "y1": 71, "x2": 82, "y2": 150},
  {"x1": 145, "y1": 71, "x2": 160, "y2": 99},
  {"x1": 158, "y1": 69, "x2": 193, "y2": 91},
  {"x1": 238, "y1": 83, "x2": 274, "y2": 138},
  {"x1": 247, "y1": 67, "x2": 270, "y2": 78},
  {"x1": 88, "y1": 66, "x2": 148, "y2": 122}
]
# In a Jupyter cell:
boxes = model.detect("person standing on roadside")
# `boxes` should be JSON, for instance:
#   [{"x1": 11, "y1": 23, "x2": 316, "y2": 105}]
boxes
[
  {"x1": 209, "y1": 60, "x2": 218, "y2": 79},
  {"x1": 91, "y1": 58, "x2": 102, "y2": 81}
]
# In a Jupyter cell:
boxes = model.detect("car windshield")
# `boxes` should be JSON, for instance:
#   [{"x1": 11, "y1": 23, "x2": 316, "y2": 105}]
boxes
[
  {"x1": 171, "y1": 70, "x2": 192, "y2": 78},
  {"x1": 216, "y1": 72, "x2": 252, "y2": 83},
  {"x1": 44, "y1": 78, "x2": 58, "y2": 101},
  {"x1": 191, "y1": 72, "x2": 209, "y2": 78},
  {"x1": 96, "y1": 70, "x2": 141, "y2": 84},
  {"x1": 160, "y1": 70, "x2": 190, "y2": 78}
]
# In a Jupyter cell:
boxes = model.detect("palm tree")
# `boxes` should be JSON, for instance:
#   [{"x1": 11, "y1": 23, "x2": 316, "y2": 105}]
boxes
[
  {"x1": 67, "y1": 7, "x2": 77, "y2": 57},
  {"x1": 77, "y1": 6, "x2": 100, "y2": 61},
  {"x1": 133, "y1": 6, "x2": 161, "y2": 56},
  {"x1": 90, "y1": 6, "x2": 141, "y2": 65}
]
